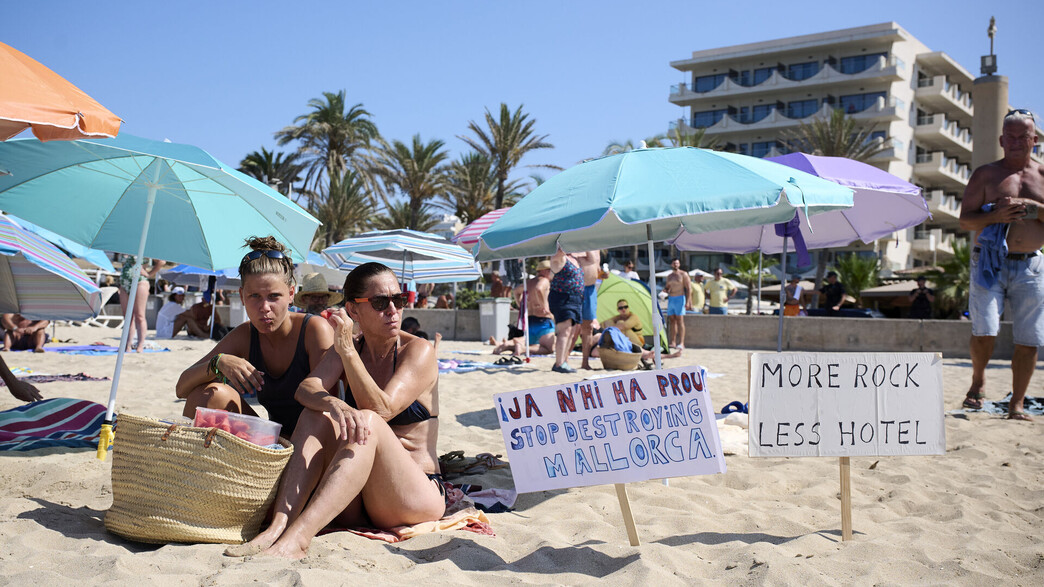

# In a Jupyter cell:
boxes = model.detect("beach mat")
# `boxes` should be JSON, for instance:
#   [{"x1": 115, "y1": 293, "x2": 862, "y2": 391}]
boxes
[
  {"x1": 0, "y1": 373, "x2": 110, "y2": 386},
  {"x1": 45, "y1": 344, "x2": 170, "y2": 355},
  {"x1": 0, "y1": 398, "x2": 106, "y2": 451},
  {"x1": 955, "y1": 393, "x2": 1044, "y2": 416}
]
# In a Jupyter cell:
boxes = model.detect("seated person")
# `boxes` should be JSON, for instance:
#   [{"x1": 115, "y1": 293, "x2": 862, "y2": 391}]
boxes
[
  {"x1": 434, "y1": 293, "x2": 454, "y2": 309},
  {"x1": 1, "y1": 314, "x2": 49, "y2": 353},
  {"x1": 155, "y1": 287, "x2": 187, "y2": 338},
  {"x1": 232, "y1": 262, "x2": 443, "y2": 559},
  {"x1": 401, "y1": 316, "x2": 429, "y2": 340},
  {"x1": 603, "y1": 298, "x2": 644, "y2": 347},
  {"x1": 175, "y1": 236, "x2": 334, "y2": 437},
  {"x1": 294, "y1": 273, "x2": 342, "y2": 315},
  {"x1": 173, "y1": 292, "x2": 228, "y2": 340},
  {"x1": 0, "y1": 355, "x2": 43, "y2": 402}
]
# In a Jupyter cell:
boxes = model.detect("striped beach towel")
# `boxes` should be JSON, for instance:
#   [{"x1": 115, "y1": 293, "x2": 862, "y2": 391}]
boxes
[{"x1": 0, "y1": 398, "x2": 106, "y2": 451}]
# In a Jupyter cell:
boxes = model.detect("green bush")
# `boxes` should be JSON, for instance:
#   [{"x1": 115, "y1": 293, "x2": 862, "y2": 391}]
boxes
[{"x1": 455, "y1": 288, "x2": 490, "y2": 310}]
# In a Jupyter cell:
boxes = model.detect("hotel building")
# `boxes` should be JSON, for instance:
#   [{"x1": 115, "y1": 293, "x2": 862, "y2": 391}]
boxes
[{"x1": 667, "y1": 22, "x2": 1042, "y2": 273}]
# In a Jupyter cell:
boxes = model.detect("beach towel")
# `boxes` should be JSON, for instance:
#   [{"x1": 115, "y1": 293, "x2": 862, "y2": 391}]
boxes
[
  {"x1": 45, "y1": 344, "x2": 170, "y2": 355},
  {"x1": 956, "y1": 393, "x2": 1044, "y2": 416},
  {"x1": 974, "y1": 211, "x2": 1007, "y2": 289},
  {"x1": 0, "y1": 372, "x2": 110, "y2": 386},
  {"x1": 0, "y1": 397, "x2": 106, "y2": 451},
  {"x1": 438, "y1": 359, "x2": 525, "y2": 373}
]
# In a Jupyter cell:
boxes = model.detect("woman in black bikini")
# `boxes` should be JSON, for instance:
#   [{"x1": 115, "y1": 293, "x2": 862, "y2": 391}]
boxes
[
  {"x1": 233, "y1": 262, "x2": 442, "y2": 559},
  {"x1": 175, "y1": 236, "x2": 334, "y2": 435}
]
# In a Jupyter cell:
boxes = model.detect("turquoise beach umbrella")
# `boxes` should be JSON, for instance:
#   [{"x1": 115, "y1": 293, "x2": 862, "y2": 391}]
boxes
[
  {"x1": 0, "y1": 133, "x2": 320, "y2": 460},
  {"x1": 472, "y1": 147, "x2": 854, "y2": 368}
]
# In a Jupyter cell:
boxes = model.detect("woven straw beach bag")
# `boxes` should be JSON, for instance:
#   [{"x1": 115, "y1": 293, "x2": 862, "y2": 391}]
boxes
[
  {"x1": 599, "y1": 347, "x2": 642, "y2": 371},
  {"x1": 105, "y1": 413, "x2": 293, "y2": 544}
]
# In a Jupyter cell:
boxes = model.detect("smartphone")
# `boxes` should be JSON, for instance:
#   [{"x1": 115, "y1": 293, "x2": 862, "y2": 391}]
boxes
[{"x1": 1025, "y1": 203, "x2": 1039, "y2": 219}]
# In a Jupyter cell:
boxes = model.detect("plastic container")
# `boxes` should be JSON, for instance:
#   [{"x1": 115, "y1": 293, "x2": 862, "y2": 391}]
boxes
[{"x1": 193, "y1": 408, "x2": 282, "y2": 446}]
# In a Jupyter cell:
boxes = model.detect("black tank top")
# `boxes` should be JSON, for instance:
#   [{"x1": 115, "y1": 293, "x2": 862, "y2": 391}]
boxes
[{"x1": 250, "y1": 314, "x2": 312, "y2": 435}]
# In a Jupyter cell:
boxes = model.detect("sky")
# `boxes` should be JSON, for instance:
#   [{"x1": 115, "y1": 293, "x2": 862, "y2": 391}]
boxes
[{"x1": 7, "y1": 1, "x2": 1043, "y2": 199}]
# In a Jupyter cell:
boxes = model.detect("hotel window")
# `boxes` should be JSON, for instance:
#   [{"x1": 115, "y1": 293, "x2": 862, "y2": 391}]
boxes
[
  {"x1": 737, "y1": 143, "x2": 750, "y2": 156},
  {"x1": 786, "y1": 99, "x2": 818, "y2": 119},
  {"x1": 839, "y1": 52, "x2": 887, "y2": 74},
  {"x1": 753, "y1": 67, "x2": 774, "y2": 85},
  {"x1": 691, "y1": 109, "x2": 728, "y2": 128},
  {"x1": 752, "y1": 104, "x2": 774, "y2": 122},
  {"x1": 752, "y1": 141, "x2": 779, "y2": 158},
  {"x1": 838, "y1": 91, "x2": 887, "y2": 113},
  {"x1": 786, "y1": 61, "x2": 818, "y2": 81},
  {"x1": 692, "y1": 73, "x2": 726, "y2": 93}
]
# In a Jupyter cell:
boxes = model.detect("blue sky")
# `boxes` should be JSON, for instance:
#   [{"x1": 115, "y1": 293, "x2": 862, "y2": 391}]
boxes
[{"x1": 7, "y1": 1, "x2": 1043, "y2": 196}]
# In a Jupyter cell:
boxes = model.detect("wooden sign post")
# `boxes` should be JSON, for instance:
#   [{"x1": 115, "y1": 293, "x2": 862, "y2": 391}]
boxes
[
  {"x1": 494, "y1": 366, "x2": 727, "y2": 546},
  {"x1": 748, "y1": 352, "x2": 945, "y2": 541}
]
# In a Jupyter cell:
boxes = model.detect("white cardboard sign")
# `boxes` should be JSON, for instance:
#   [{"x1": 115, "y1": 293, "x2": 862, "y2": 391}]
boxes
[
  {"x1": 495, "y1": 366, "x2": 727, "y2": 493},
  {"x1": 748, "y1": 352, "x2": 945, "y2": 457}
]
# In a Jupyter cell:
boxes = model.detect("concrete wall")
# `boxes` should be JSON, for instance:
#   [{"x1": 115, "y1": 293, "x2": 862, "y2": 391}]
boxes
[
  {"x1": 681, "y1": 314, "x2": 1012, "y2": 359},
  {"x1": 401, "y1": 308, "x2": 519, "y2": 341}
]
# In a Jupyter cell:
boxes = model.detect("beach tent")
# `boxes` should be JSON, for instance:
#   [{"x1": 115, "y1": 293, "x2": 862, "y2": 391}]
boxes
[{"x1": 597, "y1": 273, "x2": 668, "y2": 352}]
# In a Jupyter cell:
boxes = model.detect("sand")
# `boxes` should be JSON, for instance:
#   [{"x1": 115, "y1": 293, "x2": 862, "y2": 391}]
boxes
[{"x1": 0, "y1": 323, "x2": 1042, "y2": 585}]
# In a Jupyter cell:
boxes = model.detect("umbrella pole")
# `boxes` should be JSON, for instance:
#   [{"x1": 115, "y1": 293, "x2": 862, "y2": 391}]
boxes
[
  {"x1": 521, "y1": 257, "x2": 530, "y2": 363},
  {"x1": 757, "y1": 252, "x2": 763, "y2": 314},
  {"x1": 647, "y1": 226, "x2": 662, "y2": 370},
  {"x1": 99, "y1": 177, "x2": 159, "y2": 461},
  {"x1": 776, "y1": 236, "x2": 788, "y2": 354}
]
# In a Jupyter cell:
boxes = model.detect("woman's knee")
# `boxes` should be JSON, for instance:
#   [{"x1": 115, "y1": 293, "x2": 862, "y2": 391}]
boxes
[{"x1": 183, "y1": 383, "x2": 242, "y2": 416}]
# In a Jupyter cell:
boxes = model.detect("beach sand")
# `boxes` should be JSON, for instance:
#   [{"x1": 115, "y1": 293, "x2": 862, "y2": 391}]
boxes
[{"x1": 1, "y1": 324, "x2": 1042, "y2": 585}]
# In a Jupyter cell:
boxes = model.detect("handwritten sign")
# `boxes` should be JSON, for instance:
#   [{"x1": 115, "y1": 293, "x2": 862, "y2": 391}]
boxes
[
  {"x1": 749, "y1": 352, "x2": 945, "y2": 457},
  {"x1": 495, "y1": 366, "x2": 726, "y2": 493}
]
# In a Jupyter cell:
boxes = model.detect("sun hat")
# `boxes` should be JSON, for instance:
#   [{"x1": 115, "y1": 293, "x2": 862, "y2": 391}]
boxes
[
  {"x1": 536, "y1": 260, "x2": 552, "y2": 271},
  {"x1": 294, "y1": 273, "x2": 343, "y2": 307}
]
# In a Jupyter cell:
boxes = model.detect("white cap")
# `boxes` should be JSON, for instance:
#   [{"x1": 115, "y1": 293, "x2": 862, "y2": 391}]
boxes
[{"x1": 172, "y1": 286, "x2": 185, "y2": 294}]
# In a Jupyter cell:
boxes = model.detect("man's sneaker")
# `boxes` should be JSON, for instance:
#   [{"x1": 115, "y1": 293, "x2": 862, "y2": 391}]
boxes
[{"x1": 552, "y1": 363, "x2": 576, "y2": 374}]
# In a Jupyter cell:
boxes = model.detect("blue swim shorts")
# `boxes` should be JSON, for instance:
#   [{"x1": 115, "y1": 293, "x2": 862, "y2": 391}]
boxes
[
  {"x1": 667, "y1": 294, "x2": 686, "y2": 316},
  {"x1": 548, "y1": 290, "x2": 582, "y2": 326},
  {"x1": 707, "y1": 305, "x2": 728, "y2": 315},
  {"x1": 528, "y1": 316, "x2": 555, "y2": 345},
  {"x1": 969, "y1": 250, "x2": 1044, "y2": 346},
  {"x1": 581, "y1": 284, "x2": 597, "y2": 322}
]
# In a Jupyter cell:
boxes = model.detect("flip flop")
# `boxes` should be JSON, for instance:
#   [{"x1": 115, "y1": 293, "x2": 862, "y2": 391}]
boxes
[
  {"x1": 721, "y1": 400, "x2": 747, "y2": 414},
  {"x1": 962, "y1": 393, "x2": 985, "y2": 410},
  {"x1": 1008, "y1": 411, "x2": 1033, "y2": 422},
  {"x1": 494, "y1": 357, "x2": 513, "y2": 365}
]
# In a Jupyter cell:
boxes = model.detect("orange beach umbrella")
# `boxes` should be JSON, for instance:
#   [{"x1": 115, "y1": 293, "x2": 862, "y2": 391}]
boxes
[{"x1": 0, "y1": 41, "x2": 122, "y2": 141}]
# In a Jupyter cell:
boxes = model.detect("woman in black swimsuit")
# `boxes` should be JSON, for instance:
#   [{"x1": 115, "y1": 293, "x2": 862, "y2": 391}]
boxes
[
  {"x1": 175, "y1": 236, "x2": 334, "y2": 435},
  {"x1": 233, "y1": 262, "x2": 442, "y2": 559}
]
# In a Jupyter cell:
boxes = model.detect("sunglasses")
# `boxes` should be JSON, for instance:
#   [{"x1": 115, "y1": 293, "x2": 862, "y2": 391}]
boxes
[
  {"x1": 618, "y1": 305, "x2": 629, "y2": 310},
  {"x1": 242, "y1": 249, "x2": 287, "y2": 262},
  {"x1": 352, "y1": 293, "x2": 410, "y2": 311},
  {"x1": 1007, "y1": 108, "x2": 1035, "y2": 117}
]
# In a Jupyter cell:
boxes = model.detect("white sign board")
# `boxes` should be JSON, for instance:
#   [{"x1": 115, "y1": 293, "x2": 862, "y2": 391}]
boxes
[
  {"x1": 749, "y1": 352, "x2": 945, "y2": 457},
  {"x1": 495, "y1": 366, "x2": 727, "y2": 493}
]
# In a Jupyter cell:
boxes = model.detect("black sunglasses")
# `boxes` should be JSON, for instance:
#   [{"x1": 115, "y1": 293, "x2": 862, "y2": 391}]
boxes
[
  {"x1": 352, "y1": 293, "x2": 410, "y2": 311},
  {"x1": 243, "y1": 249, "x2": 287, "y2": 262},
  {"x1": 618, "y1": 305, "x2": 629, "y2": 310},
  {"x1": 1007, "y1": 108, "x2": 1034, "y2": 117}
]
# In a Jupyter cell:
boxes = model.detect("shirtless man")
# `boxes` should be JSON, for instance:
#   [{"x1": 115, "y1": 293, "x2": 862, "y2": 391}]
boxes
[
  {"x1": 664, "y1": 258, "x2": 691, "y2": 350},
  {"x1": 573, "y1": 250, "x2": 601, "y2": 370},
  {"x1": 958, "y1": 110, "x2": 1044, "y2": 422},
  {"x1": 492, "y1": 260, "x2": 556, "y2": 356}
]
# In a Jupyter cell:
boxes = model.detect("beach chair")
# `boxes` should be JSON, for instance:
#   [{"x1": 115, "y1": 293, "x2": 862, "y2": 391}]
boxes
[{"x1": 78, "y1": 286, "x2": 124, "y2": 328}]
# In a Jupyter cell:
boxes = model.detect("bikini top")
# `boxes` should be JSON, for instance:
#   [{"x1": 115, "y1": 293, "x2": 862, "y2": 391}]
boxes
[{"x1": 342, "y1": 337, "x2": 435, "y2": 426}]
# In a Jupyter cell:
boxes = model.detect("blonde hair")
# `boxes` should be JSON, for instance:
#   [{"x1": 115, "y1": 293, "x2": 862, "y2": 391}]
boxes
[{"x1": 238, "y1": 236, "x2": 295, "y2": 288}]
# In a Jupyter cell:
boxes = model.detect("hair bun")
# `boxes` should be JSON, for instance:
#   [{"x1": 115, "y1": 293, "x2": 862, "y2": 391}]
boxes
[{"x1": 245, "y1": 235, "x2": 288, "y2": 254}]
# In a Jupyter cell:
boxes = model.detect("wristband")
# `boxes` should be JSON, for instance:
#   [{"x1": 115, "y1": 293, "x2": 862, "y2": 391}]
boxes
[{"x1": 208, "y1": 353, "x2": 223, "y2": 376}]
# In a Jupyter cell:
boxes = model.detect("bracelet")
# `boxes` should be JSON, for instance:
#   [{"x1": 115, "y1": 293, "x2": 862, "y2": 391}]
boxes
[{"x1": 208, "y1": 353, "x2": 223, "y2": 377}]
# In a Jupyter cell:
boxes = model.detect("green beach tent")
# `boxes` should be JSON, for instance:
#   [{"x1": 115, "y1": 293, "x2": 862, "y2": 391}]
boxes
[{"x1": 596, "y1": 272, "x2": 669, "y2": 352}]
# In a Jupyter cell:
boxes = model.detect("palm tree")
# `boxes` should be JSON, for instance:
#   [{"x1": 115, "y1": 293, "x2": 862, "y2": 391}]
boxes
[
  {"x1": 371, "y1": 135, "x2": 450, "y2": 226},
  {"x1": 602, "y1": 135, "x2": 667, "y2": 156},
  {"x1": 458, "y1": 103, "x2": 557, "y2": 211},
  {"x1": 310, "y1": 171, "x2": 373, "y2": 249},
  {"x1": 371, "y1": 199, "x2": 439, "y2": 232},
  {"x1": 786, "y1": 109, "x2": 890, "y2": 161},
  {"x1": 667, "y1": 124, "x2": 719, "y2": 149},
  {"x1": 928, "y1": 239, "x2": 970, "y2": 319},
  {"x1": 439, "y1": 152, "x2": 497, "y2": 225},
  {"x1": 238, "y1": 148, "x2": 305, "y2": 201},
  {"x1": 728, "y1": 252, "x2": 779, "y2": 315},
  {"x1": 276, "y1": 90, "x2": 379, "y2": 203},
  {"x1": 832, "y1": 253, "x2": 880, "y2": 308}
]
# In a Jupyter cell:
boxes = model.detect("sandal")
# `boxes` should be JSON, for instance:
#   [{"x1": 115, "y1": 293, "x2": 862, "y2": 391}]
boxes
[
  {"x1": 494, "y1": 357, "x2": 512, "y2": 365},
  {"x1": 962, "y1": 392, "x2": 985, "y2": 410},
  {"x1": 438, "y1": 450, "x2": 468, "y2": 474},
  {"x1": 1008, "y1": 411, "x2": 1034, "y2": 422}
]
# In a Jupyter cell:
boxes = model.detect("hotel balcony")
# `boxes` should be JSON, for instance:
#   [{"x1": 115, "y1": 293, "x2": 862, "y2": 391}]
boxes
[
  {"x1": 913, "y1": 151, "x2": 970, "y2": 191},
  {"x1": 668, "y1": 55, "x2": 906, "y2": 105},
  {"x1": 914, "y1": 114, "x2": 973, "y2": 159},
  {"x1": 911, "y1": 227, "x2": 955, "y2": 257},
  {"x1": 915, "y1": 75, "x2": 973, "y2": 126},
  {"x1": 672, "y1": 97, "x2": 904, "y2": 138},
  {"x1": 923, "y1": 189, "x2": 961, "y2": 227}
]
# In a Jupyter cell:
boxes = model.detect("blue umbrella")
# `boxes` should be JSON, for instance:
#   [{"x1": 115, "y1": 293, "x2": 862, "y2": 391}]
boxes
[
  {"x1": 0, "y1": 133, "x2": 320, "y2": 460},
  {"x1": 325, "y1": 229, "x2": 481, "y2": 284},
  {"x1": 473, "y1": 147, "x2": 854, "y2": 367},
  {"x1": 160, "y1": 263, "x2": 241, "y2": 288}
]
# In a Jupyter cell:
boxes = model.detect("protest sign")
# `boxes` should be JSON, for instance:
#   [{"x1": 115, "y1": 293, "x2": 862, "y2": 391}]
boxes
[
  {"x1": 495, "y1": 365, "x2": 726, "y2": 494},
  {"x1": 749, "y1": 352, "x2": 945, "y2": 458}
]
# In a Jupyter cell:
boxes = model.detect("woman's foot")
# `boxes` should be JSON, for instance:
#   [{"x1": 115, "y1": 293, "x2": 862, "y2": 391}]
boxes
[
  {"x1": 262, "y1": 532, "x2": 311, "y2": 560},
  {"x1": 225, "y1": 523, "x2": 284, "y2": 557},
  {"x1": 962, "y1": 388, "x2": 986, "y2": 409},
  {"x1": 1008, "y1": 410, "x2": 1033, "y2": 422}
]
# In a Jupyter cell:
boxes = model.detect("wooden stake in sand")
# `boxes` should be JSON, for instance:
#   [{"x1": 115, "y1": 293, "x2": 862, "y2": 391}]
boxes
[
  {"x1": 614, "y1": 483, "x2": 640, "y2": 546},
  {"x1": 839, "y1": 457, "x2": 852, "y2": 541}
]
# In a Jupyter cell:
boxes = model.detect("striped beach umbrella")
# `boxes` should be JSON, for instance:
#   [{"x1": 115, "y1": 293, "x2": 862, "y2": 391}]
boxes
[
  {"x1": 0, "y1": 214, "x2": 103, "y2": 320},
  {"x1": 324, "y1": 229, "x2": 481, "y2": 284},
  {"x1": 450, "y1": 207, "x2": 510, "y2": 249}
]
